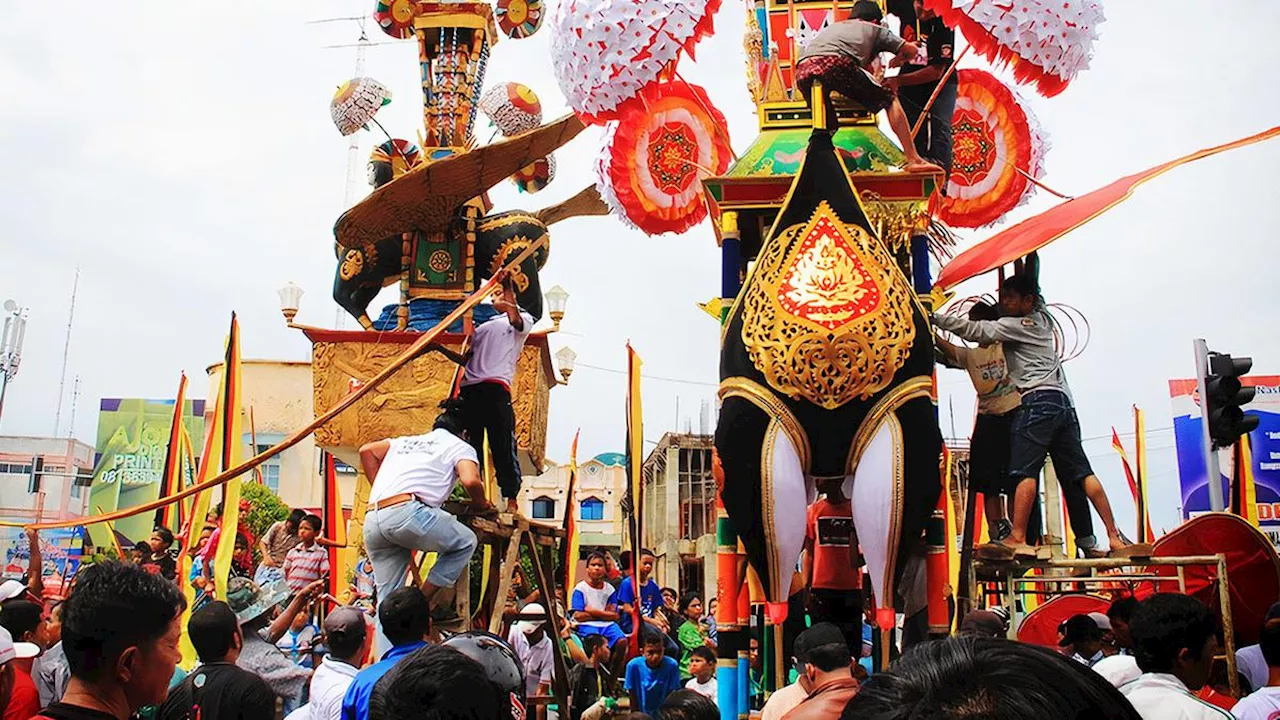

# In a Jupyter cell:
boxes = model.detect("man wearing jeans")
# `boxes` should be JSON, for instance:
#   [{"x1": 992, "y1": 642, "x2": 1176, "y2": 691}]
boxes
[
  {"x1": 932, "y1": 254, "x2": 1145, "y2": 559},
  {"x1": 359, "y1": 400, "x2": 494, "y2": 650}
]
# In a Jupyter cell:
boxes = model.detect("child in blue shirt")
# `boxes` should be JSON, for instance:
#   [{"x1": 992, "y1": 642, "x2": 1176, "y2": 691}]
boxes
[{"x1": 625, "y1": 630, "x2": 682, "y2": 716}]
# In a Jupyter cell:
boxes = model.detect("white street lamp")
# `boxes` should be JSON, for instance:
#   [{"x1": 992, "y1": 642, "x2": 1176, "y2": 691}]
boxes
[
  {"x1": 555, "y1": 346, "x2": 577, "y2": 384},
  {"x1": 278, "y1": 282, "x2": 304, "y2": 325},
  {"x1": 545, "y1": 285, "x2": 569, "y2": 331}
]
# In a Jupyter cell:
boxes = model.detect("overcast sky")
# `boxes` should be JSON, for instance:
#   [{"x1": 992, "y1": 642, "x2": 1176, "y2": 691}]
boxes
[{"x1": 2, "y1": 1, "x2": 1279, "y2": 535}]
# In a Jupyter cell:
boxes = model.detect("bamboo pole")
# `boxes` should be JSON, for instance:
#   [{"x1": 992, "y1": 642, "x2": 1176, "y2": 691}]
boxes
[
  {"x1": 12, "y1": 236, "x2": 548, "y2": 530},
  {"x1": 1217, "y1": 554, "x2": 1240, "y2": 699}
]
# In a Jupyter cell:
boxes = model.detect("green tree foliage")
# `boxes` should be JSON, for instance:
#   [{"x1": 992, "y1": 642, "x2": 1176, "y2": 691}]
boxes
[{"x1": 240, "y1": 481, "x2": 290, "y2": 565}]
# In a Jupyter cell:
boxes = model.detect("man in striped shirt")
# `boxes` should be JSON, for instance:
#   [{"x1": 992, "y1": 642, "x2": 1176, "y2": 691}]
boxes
[{"x1": 284, "y1": 514, "x2": 330, "y2": 593}]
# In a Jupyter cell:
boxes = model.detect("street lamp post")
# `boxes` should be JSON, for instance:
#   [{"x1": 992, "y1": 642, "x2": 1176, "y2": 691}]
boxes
[
  {"x1": 545, "y1": 285, "x2": 569, "y2": 331},
  {"x1": 0, "y1": 300, "x2": 28, "y2": 428},
  {"x1": 278, "y1": 282, "x2": 305, "y2": 326},
  {"x1": 555, "y1": 346, "x2": 577, "y2": 384}
]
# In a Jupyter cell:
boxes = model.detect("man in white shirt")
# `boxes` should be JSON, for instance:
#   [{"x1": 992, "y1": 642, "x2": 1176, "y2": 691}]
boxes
[
  {"x1": 359, "y1": 399, "x2": 495, "y2": 648},
  {"x1": 1233, "y1": 618, "x2": 1280, "y2": 719},
  {"x1": 306, "y1": 607, "x2": 370, "y2": 720},
  {"x1": 1120, "y1": 594, "x2": 1232, "y2": 720},
  {"x1": 507, "y1": 604, "x2": 555, "y2": 719},
  {"x1": 439, "y1": 279, "x2": 534, "y2": 515}
]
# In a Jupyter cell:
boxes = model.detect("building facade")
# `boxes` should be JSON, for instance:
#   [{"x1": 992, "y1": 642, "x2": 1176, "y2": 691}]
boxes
[
  {"x1": 206, "y1": 359, "x2": 356, "y2": 511},
  {"x1": 640, "y1": 433, "x2": 717, "y2": 599},
  {"x1": 518, "y1": 452, "x2": 627, "y2": 552},
  {"x1": 0, "y1": 436, "x2": 93, "y2": 524}
]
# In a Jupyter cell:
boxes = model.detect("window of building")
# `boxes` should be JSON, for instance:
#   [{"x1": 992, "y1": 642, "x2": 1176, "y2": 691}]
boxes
[
  {"x1": 531, "y1": 496, "x2": 556, "y2": 520},
  {"x1": 255, "y1": 443, "x2": 282, "y2": 494},
  {"x1": 70, "y1": 482, "x2": 82, "y2": 499},
  {"x1": 678, "y1": 447, "x2": 716, "y2": 540},
  {"x1": 580, "y1": 497, "x2": 604, "y2": 521}
]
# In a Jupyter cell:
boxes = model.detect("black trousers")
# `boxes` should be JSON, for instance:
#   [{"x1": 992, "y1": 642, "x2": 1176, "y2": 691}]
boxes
[
  {"x1": 460, "y1": 381, "x2": 521, "y2": 500},
  {"x1": 809, "y1": 588, "x2": 864, "y2": 655}
]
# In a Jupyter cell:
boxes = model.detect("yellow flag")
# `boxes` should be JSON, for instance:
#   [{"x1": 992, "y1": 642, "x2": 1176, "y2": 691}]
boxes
[{"x1": 211, "y1": 315, "x2": 246, "y2": 603}]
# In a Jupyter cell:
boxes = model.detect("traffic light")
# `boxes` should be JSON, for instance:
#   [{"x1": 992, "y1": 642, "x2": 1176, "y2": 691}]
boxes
[{"x1": 1204, "y1": 351, "x2": 1258, "y2": 448}]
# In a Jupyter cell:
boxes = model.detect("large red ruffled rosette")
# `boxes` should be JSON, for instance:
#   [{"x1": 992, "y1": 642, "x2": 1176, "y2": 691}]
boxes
[
  {"x1": 551, "y1": 0, "x2": 722, "y2": 124},
  {"x1": 923, "y1": 0, "x2": 1104, "y2": 97},
  {"x1": 595, "y1": 81, "x2": 732, "y2": 236},
  {"x1": 936, "y1": 69, "x2": 1048, "y2": 229}
]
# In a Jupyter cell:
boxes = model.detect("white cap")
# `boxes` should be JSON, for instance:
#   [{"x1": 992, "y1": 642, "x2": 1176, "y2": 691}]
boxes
[
  {"x1": 514, "y1": 603, "x2": 547, "y2": 636},
  {"x1": 0, "y1": 626, "x2": 40, "y2": 665},
  {"x1": 0, "y1": 580, "x2": 27, "y2": 603},
  {"x1": 1088, "y1": 612, "x2": 1112, "y2": 631}
]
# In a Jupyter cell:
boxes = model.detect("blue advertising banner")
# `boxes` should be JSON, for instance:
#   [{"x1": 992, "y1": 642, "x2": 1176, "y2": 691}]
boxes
[{"x1": 1171, "y1": 376, "x2": 1280, "y2": 548}]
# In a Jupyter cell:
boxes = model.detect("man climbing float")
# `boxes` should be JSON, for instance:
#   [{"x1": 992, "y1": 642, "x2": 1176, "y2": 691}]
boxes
[
  {"x1": 429, "y1": 276, "x2": 534, "y2": 515},
  {"x1": 932, "y1": 254, "x2": 1150, "y2": 560},
  {"x1": 359, "y1": 399, "x2": 495, "y2": 645},
  {"x1": 794, "y1": 0, "x2": 941, "y2": 172}
]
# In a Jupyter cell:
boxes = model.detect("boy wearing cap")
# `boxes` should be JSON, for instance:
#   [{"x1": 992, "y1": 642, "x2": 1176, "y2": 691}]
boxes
[
  {"x1": 307, "y1": 608, "x2": 370, "y2": 720},
  {"x1": 159, "y1": 602, "x2": 274, "y2": 720},
  {"x1": 0, "y1": 626, "x2": 41, "y2": 720}
]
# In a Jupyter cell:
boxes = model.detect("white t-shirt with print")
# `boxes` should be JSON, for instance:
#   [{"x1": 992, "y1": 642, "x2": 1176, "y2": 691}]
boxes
[{"x1": 368, "y1": 429, "x2": 478, "y2": 506}]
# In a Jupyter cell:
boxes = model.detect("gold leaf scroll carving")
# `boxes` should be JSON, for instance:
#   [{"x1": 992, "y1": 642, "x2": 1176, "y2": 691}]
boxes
[
  {"x1": 740, "y1": 201, "x2": 916, "y2": 409},
  {"x1": 312, "y1": 339, "x2": 550, "y2": 467}
]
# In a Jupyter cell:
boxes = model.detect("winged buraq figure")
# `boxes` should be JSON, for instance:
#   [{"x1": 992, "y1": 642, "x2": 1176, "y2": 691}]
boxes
[
  {"x1": 331, "y1": 114, "x2": 607, "y2": 329},
  {"x1": 715, "y1": 126, "x2": 942, "y2": 660}
]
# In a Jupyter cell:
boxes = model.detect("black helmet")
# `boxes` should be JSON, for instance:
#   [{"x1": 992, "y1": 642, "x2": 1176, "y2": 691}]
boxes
[{"x1": 442, "y1": 631, "x2": 528, "y2": 720}]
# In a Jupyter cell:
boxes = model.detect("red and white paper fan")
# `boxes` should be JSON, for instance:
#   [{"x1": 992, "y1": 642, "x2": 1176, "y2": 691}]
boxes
[
  {"x1": 923, "y1": 0, "x2": 1104, "y2": 97},
  {"x1": 551, "y1": 0, "x2": 722, "y2": 123},
  {"x1": 595, "y1": 81, "x2": 732, "y2": 236},
  {"x1": 936, "y1": 69, "x2": 1048, "y2": 229}
]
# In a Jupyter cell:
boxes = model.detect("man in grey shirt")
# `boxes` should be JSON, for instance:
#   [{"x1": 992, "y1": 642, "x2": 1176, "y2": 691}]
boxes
[
  {"x1": 933, "y1": 253, "x2": 1145, "y2": 559},
  {"x1": 793, "y1": 0, "x2": 938, "y2": 171}
]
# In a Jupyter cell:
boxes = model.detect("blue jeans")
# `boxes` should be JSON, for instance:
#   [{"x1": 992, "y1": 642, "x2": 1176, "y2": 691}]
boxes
[{"x1": 364, "y1": 500, "x2": 477, "y2": 648}]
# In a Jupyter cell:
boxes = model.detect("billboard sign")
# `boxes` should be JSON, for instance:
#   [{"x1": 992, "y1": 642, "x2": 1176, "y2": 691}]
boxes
[
  {"x1": 1, "y1": 527, "x2": 85, "y2": 598},
  {"x1": 88, "y1": 398, "x2": 204, "y2": 547},
  {"x1": 1171, "y1": 376, "x2": 1280, "y2": 547}
]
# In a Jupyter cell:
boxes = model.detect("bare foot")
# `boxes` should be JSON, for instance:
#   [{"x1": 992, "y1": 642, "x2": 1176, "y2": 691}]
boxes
[
  {"x1": 904, "y1": 159, "x2": 943, "y2": 172},
  {"x1": 505, "y1": 499, "x2": 520, "y2": 515}
]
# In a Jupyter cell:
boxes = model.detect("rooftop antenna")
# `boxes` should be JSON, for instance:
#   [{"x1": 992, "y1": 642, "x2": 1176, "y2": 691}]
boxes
[
  {"x1": 67, "y1": 375, "x2": 81, "y2": 439},
  {"x1": 0, "y1": 299, "x2": 28, "y2": 428},
  {"x1": 53, "y1": 267, "x2": 80, "y2": 437}
]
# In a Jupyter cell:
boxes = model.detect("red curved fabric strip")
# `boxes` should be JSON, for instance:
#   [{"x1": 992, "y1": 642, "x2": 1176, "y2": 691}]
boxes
[{"x1": 936, "y1": 125, "x2": 1280, "y2": 290}]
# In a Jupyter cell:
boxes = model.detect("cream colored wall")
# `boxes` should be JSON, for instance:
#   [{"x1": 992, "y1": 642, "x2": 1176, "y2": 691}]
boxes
[
  {"x1": 206, "y1": 360, "x2": 327, "y2": 509},
  {"x1": 518, "y1": 460, "x2": 627, "y2": 544}
]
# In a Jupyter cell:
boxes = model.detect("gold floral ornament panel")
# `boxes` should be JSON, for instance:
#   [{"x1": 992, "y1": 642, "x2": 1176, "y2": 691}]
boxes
[
  {"x1": 741, "y1": 201, "x2": 916, "y2": 410},
  {"x1": 312, "y1": 339, "x2": 548, "y2": 468}
]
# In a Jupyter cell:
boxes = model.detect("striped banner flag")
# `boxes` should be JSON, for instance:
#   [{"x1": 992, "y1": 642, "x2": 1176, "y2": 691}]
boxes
[
  {"x1": 321, "y1": 451, "x2": 348, "y2": 598},
  {"x1": 155, "y1": 373, "x2": 189, "y2": 535},
  {"x1": 561, "y1": 430, "x2": 581, "y2": 592},
  {"x1": 210, "y1": 314, "x2": 246, "y2": 604},
  {"x1": 625, "y1": 344, "x2": 644, "y2": 657}
]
